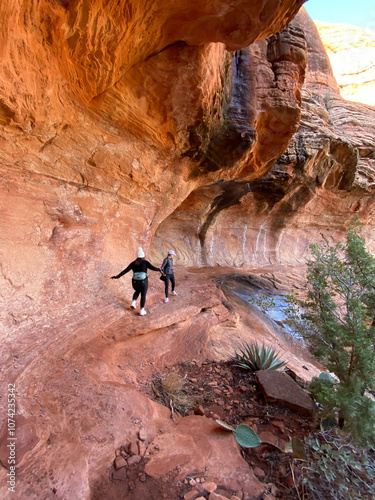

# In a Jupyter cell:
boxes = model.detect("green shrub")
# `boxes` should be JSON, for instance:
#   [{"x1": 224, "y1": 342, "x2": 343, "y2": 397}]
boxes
[
  {"x1": 324, "y1": 94, "x2": 333, "y2": 110},
  {"x1": 230, "y1": 341, "x2": 287, "y2": 371},
  {"x1": 286, "y1": 222, "x2": 375, "y2": 446},
  {"x1": 248, "y1": 294, "x2": 275, "y2": 314}
]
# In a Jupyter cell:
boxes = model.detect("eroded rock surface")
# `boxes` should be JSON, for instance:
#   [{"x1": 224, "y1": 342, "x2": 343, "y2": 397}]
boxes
[
  {"x1": 0, "y1": 267, "x2": 320, "y2": 499},
  {"x1": 151, "y1": 9, "x2": 375, "y2": 268}
]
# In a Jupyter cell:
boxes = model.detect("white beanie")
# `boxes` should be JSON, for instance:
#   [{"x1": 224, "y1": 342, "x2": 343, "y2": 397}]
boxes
[{"x1": 137, "y1": 247, "x2": 145, "y2": 258}]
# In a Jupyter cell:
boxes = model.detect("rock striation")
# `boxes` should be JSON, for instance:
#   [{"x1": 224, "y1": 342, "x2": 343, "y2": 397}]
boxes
[{"x1": 151, "y1": 9, "x2": 375, "y2": 268}]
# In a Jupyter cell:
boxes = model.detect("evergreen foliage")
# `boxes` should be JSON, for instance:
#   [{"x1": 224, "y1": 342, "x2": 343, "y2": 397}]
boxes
[{"x1": 286, "y1": 222, "x2": 375, "y2": 446}]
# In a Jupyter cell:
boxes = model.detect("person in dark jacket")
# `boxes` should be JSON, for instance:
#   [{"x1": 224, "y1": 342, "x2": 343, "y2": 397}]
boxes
[
  {"x1": 111, "y1": 247, "x2": 161, "y2": 316},
  {"x1": 160, "y1": 250, "x2": 177, "y2": 303}
]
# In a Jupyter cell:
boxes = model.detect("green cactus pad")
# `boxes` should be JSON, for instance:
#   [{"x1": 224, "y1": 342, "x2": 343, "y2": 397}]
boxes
[{"x1": 234, "y1": 424, "x2": 261, "y2": 448}]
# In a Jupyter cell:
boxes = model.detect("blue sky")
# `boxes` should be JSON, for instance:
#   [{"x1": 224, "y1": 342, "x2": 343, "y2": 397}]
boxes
[{"x1": 304, "y1": 0, "x2": 375, "y2": 32}]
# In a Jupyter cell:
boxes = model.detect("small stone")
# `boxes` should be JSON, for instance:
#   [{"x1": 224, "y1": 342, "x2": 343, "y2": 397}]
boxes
[
  {"x1": 128, "y1": 480, "x2": 135, "y2": 490},
  {"x1": 138, "y1": 440, "x2": 147, "y2": 456},
  {"x1": 212, "y1": 413, "x2": 220, "y2": 419},
  {"x1": 213, "y1": 389, "x2": 222, "y2": 396},
  {"x1": 139, "y1": 473, "x2": 147, "y2": 482},
  {"x1": 202, "y1": 481, "x2": 217, "y2": 493},
  {"x1": 208, "y1": 492, "x2": 230, "y2": 500},
  {"x1": 189, "y1": 479, "x2": 197, "y2": 487},
  {"x1": 128, "y1": 441, "x2": 138, "y2": 456},
  {"x1": 112, "y1": 468, "x2": 127, "y2": 481},
  {"x1": 207, "y1": 381, "x2": 218, "y2": 387},
  {"x1": 266, "y1": 483, "x2": 278, "y2": 496},
  {"x1": 115, "y1": 448, "x2": 121, "y2": 457},
  {"x1": 233, "y1": 400, "x2": 239, "y2": 405},
  {"x1": 217, "y1": 400, "x2": 225, "y2": 406},
  {"x1": 278, "y1": 465, "x2": 288, "y2": 478},
  {"x1": 114, "y1": 456, "x2": 127, "y2": 470},
  {"x1": 225, "y1": 405, "x2": 232, "y2": 411},
  {"x1": 190, "y1": 378, "x2": 198, "y2": 382},
  {"x1": 184, "y1": 491, "x2": 202, "y2": 500},
  {"x1": 138, "y1": 428, "x2": 147, "y2": 442},
  {"x1": 263, "y1": 495, "x2": 276, "y2": 500},
  {"x1": 225, "y1": 385, "x2": 234, "y2": 394},
  {"x1": 198, "y1": 388, "x2": 205, "y2": 392},
  {"x1": 271, "y1": 420, "x2": 285, "y2": 433},
  {"x1": 258, "y1": 431, "x2": 279, "y2": 447},
  {"x1": 239, "y1": 386, "x2": 247, "y2": 392},
  {"x1": 194, "y1": 405, "x2": 205, "y2": 416},
  {"x1": 235, "y1": 492, "x2": 243, "y2": 500},
  {"x1": 253, "y1": 467, "x2": 266, "y2": 478},
  {"x1": 127, "y1": 455, "x2": 141, "y2": 466}
]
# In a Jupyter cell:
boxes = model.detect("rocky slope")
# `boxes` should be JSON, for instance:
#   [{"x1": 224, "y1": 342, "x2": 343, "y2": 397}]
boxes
[{"x1": 0, "y1": 2, "x2": 375, "y2": 499}]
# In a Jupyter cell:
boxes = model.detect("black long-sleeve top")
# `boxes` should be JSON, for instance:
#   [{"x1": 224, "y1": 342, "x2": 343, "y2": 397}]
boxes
[{"x1": 112, "y1": 259, "x2": 160, "y2": 279}]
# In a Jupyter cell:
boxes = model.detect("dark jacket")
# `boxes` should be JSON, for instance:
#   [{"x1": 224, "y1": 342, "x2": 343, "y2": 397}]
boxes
[
  {"x1": 161, "y1": 257, "x2": 174, "y2": 275},
  {"x1": 112, "y1": 259, "x2": 160, "y2": 279}
]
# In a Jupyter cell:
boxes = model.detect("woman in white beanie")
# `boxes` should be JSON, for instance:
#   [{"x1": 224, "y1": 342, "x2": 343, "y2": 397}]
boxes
[
  {"x1": 111, "y1": 247, "x2": 161, "y2": 316},
  {"x1": 160, "y1": 250, "x2": 177, "y2": 303}
]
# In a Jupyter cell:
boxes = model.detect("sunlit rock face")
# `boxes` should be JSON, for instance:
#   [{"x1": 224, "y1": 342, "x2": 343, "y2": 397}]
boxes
[
  {"x1": 315, "y1": 21, "x2": 375, "y2": 107},
  {"x1": 1, "y1": 2, "x2": 375, "y2": 498}
]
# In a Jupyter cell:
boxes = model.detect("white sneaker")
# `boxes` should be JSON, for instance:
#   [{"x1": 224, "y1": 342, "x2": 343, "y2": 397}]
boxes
[
  {"x1": 130, "y1": 300, "x2": 136, "y2": 309},
  {"x1": 140, "y1": 308, "x2": 147, "y2": 316},
  {"x1": 172, "y1": 291, "x2": 177, "y2": 296},
  {"x1": 163, "y1": 298, "x2": 169, "y2": 303}
]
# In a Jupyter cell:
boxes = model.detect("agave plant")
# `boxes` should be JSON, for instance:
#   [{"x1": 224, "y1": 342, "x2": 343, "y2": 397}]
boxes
[{"x1": 230, "y1": 341, "x2": 287, "y2": 371}]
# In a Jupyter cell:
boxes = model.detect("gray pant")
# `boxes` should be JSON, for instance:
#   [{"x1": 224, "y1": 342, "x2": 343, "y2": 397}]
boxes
[{"x1": 164, "y1": 273, "x2": 175, "y2": 298}]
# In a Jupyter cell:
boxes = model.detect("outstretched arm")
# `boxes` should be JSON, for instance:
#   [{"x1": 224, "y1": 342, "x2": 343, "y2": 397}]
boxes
[
  {"x1": 111, "y1": 262, "x2": 133, "y2": 279},
  {"x1": 147, "y1": 261, "x2": 161, "y2": 272}
]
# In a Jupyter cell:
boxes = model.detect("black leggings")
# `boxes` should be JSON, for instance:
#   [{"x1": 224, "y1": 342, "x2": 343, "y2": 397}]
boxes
[
  {"x1": 164, "y1": 273, "x2": 175, "y2": 298},
  {"x1": 132, "y1": 277, "x2": 148, "y2": 308}
]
